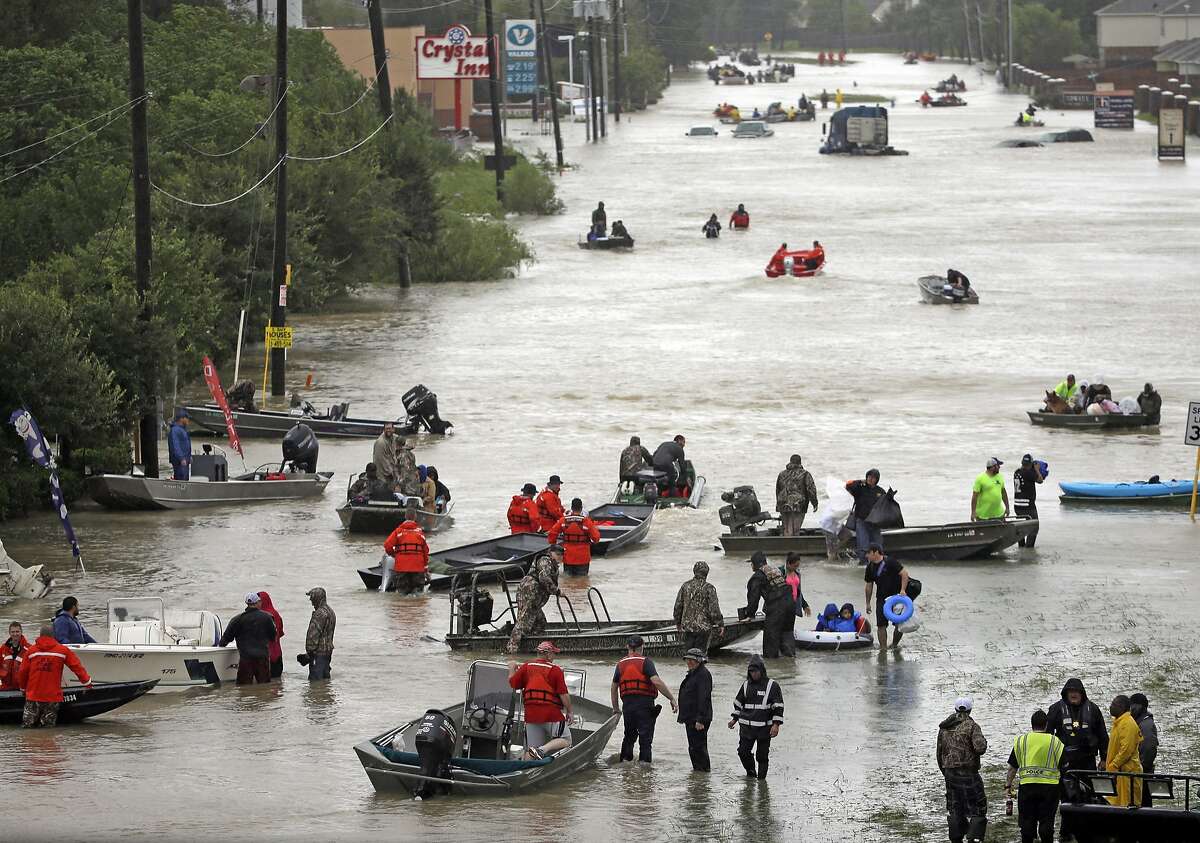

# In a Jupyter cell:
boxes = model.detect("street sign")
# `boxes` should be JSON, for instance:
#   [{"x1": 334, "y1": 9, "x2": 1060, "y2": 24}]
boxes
[
  {"x1": 1158, "y1": 109, "x2": 1186, "y2": 160},
  {"x1": 1093, "y1": 91, "x2": 1133, "y2": 129},
  {"x1": 506, "y1": 59, "x2": 537, "y2": 95},
  {"x1": 484, "y1": 154, "x2": 518, "y2": 171},
  {"x1": 505, "y1": 20, "x2": 537, "y2": 58},
  {"x1": 1186, "y1": 402, "x2": 1200, "y2": 446},
  {"x1": 265, "y1": 327, "x2": 293, "y2": 349}
]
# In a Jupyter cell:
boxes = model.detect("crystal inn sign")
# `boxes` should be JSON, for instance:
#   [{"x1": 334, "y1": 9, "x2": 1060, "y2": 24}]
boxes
[{"x1": 416, "y1": 25, "x2": 496, "y2": 129}]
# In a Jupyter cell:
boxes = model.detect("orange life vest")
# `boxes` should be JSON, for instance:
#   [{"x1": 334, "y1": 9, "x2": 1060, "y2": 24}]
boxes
[
  {"x1": 508, "y1": 495, "x2": 538, "y2": 534},
  {"x1": 616, "y1": 654, "x2": 657, "y2": 698},
  {"x1": 383, "y1": 521, "x2": 429, "y2": 573},
  {"x1": 519, "y1": 661, "x2": 565, "y2": 709},
  {"x1": 535, "y1": 489, "x2": 564, "y2": 532},
  {"x1": 549, "y1": 514, "x2": 600, "y2": 567}
]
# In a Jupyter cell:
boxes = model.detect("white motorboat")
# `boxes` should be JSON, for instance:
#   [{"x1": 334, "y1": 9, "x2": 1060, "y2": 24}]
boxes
[
  {"x1": 67, "y1": 597, "x2": 238, "y2": 692},
  {"x1": 0, "y1": 538, "x2": 54, "y2": 600}
]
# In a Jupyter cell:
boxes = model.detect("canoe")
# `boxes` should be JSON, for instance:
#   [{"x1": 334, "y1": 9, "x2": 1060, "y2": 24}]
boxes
[
  {"x1": 794, "y1": 629, "x2": 874, "y2": 651},
  {"x1": 86, "y1": 470, "x2": 332, "y2": 510},
  {"x1": 1027, "y1": 411, "x2": 1157, "y2": 429},
  {"x1": 917, "y1": 275, "x2": 979, "y2": 305},
  {"x1": 719, "y1": 517, "x2": 1036, "y2": 560},
  {"x1": 337, "y1": 499, "x2": 456, "y2": 534},
  {"x1": 1059, "y1": 479, "x2": 1195, "y2": 504},
  {"x1": 355, "y1": 660, "x2": 619, "y2": 796},
  {"x1": 0, "y1": 680, "x2": 158, "y2": 725},
  {"x1": 578, "y1": 235, "x2": 634, "y2": 250},
  {"x1": 613, "y1": 462, "x2": 705, "y2": 509}
]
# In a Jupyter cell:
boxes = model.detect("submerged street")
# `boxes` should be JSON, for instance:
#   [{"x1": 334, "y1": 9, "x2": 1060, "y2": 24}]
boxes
[{"x1": 3, "y1": 52, "x2": 1200, "y2": 840}]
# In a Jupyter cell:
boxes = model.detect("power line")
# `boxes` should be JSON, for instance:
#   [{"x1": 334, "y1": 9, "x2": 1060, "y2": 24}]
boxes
[
  {"x1": 286, "y1": 112, "x2": 394, "y2": 160},
  {"x1": 150, "y1": 156, "x2": 284, "y2": 207},
  {"x1": 0, "y1": 96, "x2": 146, "y2": 161},
  {"x1": 0, "y1": 101, "x2": 139, "y2": 185},
  {"x1": 179, "y1": 83, "x2": 292, "y2": 158}
]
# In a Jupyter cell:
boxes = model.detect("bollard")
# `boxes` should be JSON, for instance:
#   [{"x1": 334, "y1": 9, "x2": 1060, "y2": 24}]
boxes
[
  {"x1": 1190, "y1": 101, "x2": 1200, "y2": 136},
  {"x1": 1168, "y1": 77, "x2": 1180, "y2": 89},
  {"x1": 1136, "y1": 84, "x2": 1150, "y2": 113},
  {"x1": 1176, "y1": 94, "x2": 1190, "y2": 131},
  {"x1": 1150, "y1": 87, "x2": 1162, "y2": 117}
]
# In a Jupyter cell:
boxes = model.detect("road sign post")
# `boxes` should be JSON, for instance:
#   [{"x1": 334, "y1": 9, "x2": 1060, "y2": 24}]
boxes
[{"x1": 1186, "y1": 401, "x2": 1200, "y2": 520}]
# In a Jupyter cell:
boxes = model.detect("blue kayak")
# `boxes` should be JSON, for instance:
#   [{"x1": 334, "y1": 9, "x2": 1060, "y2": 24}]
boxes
[{"x1": 1059, "y1": 479, "x2": 1194, "y2": 502}]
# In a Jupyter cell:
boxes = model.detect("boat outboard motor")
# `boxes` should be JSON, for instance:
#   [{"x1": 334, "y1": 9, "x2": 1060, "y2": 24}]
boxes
[
  {"x1": 225, "y1": 379, "x2": 257, "y2": 412},
  {"x1": 719, "y1": 486, "x2": 770, "y2": 535},
  {"x1": 412, "y1": 708, "x2": 458, "y2": 800},
  {"x1": 402, "y1": 384, "x2": 453, "y2": 435},
  {"x1": 281, "y1": 423, "x2": 319, "y2": 473},
  {"x1": 453, "y1": 587, "x2": 494, "y2": 633}
]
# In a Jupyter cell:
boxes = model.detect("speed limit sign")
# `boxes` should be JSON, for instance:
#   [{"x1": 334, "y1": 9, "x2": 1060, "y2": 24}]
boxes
[{"x1": 1187, "y1": 401, "x2": 1200, "y2": 446}]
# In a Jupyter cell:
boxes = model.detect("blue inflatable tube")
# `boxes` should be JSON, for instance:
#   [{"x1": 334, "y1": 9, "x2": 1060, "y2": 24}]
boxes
[{"x1": 882, "y1": 594, "x2": 914, "y2": 624}]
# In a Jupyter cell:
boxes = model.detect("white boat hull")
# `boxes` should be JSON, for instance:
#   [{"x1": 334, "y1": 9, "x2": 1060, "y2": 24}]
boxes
[{"x1": 67, "y1": 644, "x2": 239, "y2": 691}]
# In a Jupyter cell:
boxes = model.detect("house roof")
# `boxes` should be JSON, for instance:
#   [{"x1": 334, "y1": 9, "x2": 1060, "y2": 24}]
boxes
[
  {"x1": 1154, "y1": 37, "x2": 1200, "y2": 62},
  {"x1": 1095, "y1": 0, "x2": 1186, "y2": 15}
]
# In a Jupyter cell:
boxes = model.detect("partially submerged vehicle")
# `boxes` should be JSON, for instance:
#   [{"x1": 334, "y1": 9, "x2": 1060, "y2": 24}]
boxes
[
  {"x1": 1042, "y1": 128, "x2": 1093, "y2": 143},
  {"x1": 918, "y1": 274, "x2": 979, "y2": 304},
  {"x1": 686, "y1": 125, "x2": 719, "y2": 137},
  {"x1": 354, "y1": 660, "x2": 619, "y2": 796},
  {"x1": 0, "y1": 680, "x2": 158, "y2": 725},
  {"x1": 732, "y1": 120, "x2": 774, "y2": 138},
  {"x1": 614, "y1": 463, "x2": 705, "y2": 508},
  {"x1": 820, "y1": 106, "x2": 907, "y2": 155}
]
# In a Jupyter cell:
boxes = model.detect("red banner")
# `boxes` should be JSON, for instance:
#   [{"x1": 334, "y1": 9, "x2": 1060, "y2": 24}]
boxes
[{"x1": 201, "y1": 356, "x2": 243, "y2": 458}]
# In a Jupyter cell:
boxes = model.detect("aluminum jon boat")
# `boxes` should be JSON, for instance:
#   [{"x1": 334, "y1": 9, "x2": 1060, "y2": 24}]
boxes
[
  {"x1": 337, "y1": 498, "x2": 456, "y2": 534},
  {"x1": 1027, "y1": 410, "x2": 1157, "y2": 429},
  {"x1": 1059, "y1": 479, "x2": 1195, "y2": 505},
  {"x1": 86, "y1": 468, "x2": 332, "y2": 510},
  {"x1": 719, "y1": 517, "x2": 1036, "y2": 560},
  {"x1": 0, "y1": 680, "x2": 158, "y2": 725},
  {"x1": 355, "y1": 660, "x2": 618, "y2": 797},
  {"x1": 917, "y1": 274, "x2": 979, "y2": 304},
  {"x1": 613, "y1": 462, "x2": 705, "y2": 509}
]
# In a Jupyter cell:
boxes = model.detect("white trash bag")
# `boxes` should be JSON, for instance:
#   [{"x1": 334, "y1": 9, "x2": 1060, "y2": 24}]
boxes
[
  {"x1": 896, "y1": 605, "x2": 921, "y2": 634},
  {"x1": 817, "y1": 475, "x2": 853, "y2": 535},
  {"x1": 1119, "y1": 396, "x2": 1138, "y2": 415}
]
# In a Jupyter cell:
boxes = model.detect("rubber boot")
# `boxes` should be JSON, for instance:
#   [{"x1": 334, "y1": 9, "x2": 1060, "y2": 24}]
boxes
[{"x1": 757, "y1": 760, "x2": 769, "y2": 780}]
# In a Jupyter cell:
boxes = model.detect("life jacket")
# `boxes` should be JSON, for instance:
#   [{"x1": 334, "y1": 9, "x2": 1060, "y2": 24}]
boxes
[
  {"x1": 384, "y1": 521, "x2": 429, "y2": 573},
  {"x1": 1013, "y1": 732, "x2": 1065, "y2": 786},
  {"x1": 731, "y1": 212, "x2": 749, "y2": 228},
  {"x1": 508, "y1": 495, "x2": 538, "y2": 534},
  {"x1": 550, "y1": 514, "x2": 599, "y2": 567},
  {"x1": 535, "y1": 489, "x2": 564, "y2": 532},
  {"x1": 616, "y1": 654, "x2": 657, "y2": 698},
  {"x1": 0, "y1": 635, "x2": 30, "y2": 691},
  {"x1": 519, "y1": 661, "x2": 565, "y2": 710}
]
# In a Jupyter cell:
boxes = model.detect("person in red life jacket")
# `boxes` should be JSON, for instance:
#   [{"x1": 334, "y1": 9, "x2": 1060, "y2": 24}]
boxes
[
  {"x1": 536, "y1": 475, "x2": 565, "y2": 532},
  {"x1": 17, "y1": 623, "x2": 91, "y2": 727},
  {"x1": 508, "y1": 641, "x2": 574, "y2": 759},
  {"x1": 806, "y1": 240, "x2": 825, "y2": 271},
  {"x1": 920, "y1": 90, "x2": 933, "y2": 106},
  {"x1": 382, "y1": 519, "x2": 430, "y2": 594},
  {"x1": 257, "y1": 591, "x2": 284, "y2": 678},
  {"x1": 548, "y1": 497, "x2": 601, "y2": 576},
  {"x1": 508, "y1": 483, "x2": 541, "y2": 534},
  {"x1": 768, "y1": 242, "x2": 788, "y2": 275},
  {"x1": 729, "y1": 203, "x2": 750, "y2": 229},
  {"x1": 0, "y1": 621, "x2": 31, "y2": 691},
  {"x1": 610, "y1": 635, "x2": 678, "y2": 764}
]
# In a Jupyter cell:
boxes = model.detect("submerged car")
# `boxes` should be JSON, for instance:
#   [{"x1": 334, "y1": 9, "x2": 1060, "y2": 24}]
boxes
[
  {"x1": 686, "y1": 125, "x2": 719, "y2": 137},
  {"x1": 732, "y1": 120, "x2": 774, "y2": 138}
]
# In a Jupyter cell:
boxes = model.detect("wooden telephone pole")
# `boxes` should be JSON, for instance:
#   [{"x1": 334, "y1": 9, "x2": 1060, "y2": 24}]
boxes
[{"x1": 269, "y1": 0, "x2": 289, "y2": 395}]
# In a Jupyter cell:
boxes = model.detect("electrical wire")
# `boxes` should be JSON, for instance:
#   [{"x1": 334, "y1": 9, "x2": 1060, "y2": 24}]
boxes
[
  {"x1": 311, "y1": 60, "x2": 384, "y2": 116},
  {"x1": 0, "y1": 96, "x2": 146, "y2": 160},
  {"x1": 179, "y1": 83, "x2": 291, "y2": 157},
  {"x1": 0, "y1": 101, "x2": 139, "y2": 185},
  {"x1": 149, "y1": 155, "x2": 284, "y2": 207},
  {"x1": 286, "y1": 112, "x2": 394, "y2": 160}
]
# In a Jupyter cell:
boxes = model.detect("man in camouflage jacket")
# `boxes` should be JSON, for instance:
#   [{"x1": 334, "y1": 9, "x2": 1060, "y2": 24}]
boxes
[
  {"x1": 673, "y1": 561, "x2": 724, "y2": 654},
  {"x1": 506, "y1": 546, "x2": 563, "y2": 653},
  {"x1": 775, "y1": 454, "x2": 818, "y2": 536}
]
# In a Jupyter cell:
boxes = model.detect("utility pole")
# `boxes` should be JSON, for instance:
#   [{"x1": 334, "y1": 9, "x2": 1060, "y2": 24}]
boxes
[
  {"x1": 840, "y1": 0, "x2": 848, "y2": 55},
  {"x1": 588, "y1": 20, "x2": 600, "y2": 141},
  {"x1": 269, "y1": 0, "x2": 288, "y2": 396},
  {"x1": 1006, "y1": 0, "x2": 1013, "y2": 88},
  {"x1": 582, "y1": 47, "x2": 591, "y2": 141},
  {"x1": 976, "y1": 2, "x2": 987, "y2": 65},
  {"x1": 537, "y1": 0, "x2": 564, "y2": 168},
  {"x1": 367, "y1": 0, "x2": 410, "y2": 288},
  {"x1": 484, "y1": 0, "x2": 505, "y2": 200},
  {"x1": 599, "y1": 14, "x2": 608, "y2": 136},
  {"x1": 963, "y1": 0, "x2": 974, "y2": 64},
  {"x1": 127, "y1": 0, "x2": 158, "y2": 477},
  {"x1": 612, "y1": 0, "x2": 621, "y2": 123},
  {"x1": 257, "y1": 0, "x2": 263, "y2": 23},
  {"x1": 529, "y1": 0, "x2": 540, "y2": 122}
]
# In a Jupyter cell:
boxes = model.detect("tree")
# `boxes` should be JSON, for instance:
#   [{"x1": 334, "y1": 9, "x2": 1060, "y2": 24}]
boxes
[{"x1": 1013, "y1": 2, "x2": 1083, "y2": 66}]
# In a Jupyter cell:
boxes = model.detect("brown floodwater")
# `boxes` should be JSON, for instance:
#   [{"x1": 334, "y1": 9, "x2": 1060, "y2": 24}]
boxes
[{"x1": 2, "y1": 52, "x2": 1199, "y2": 841}]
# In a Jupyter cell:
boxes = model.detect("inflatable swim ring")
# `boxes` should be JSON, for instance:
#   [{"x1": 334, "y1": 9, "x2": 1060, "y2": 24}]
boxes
[{"x1": 882, "y1": 594, "x2": 914, "y2": 624}]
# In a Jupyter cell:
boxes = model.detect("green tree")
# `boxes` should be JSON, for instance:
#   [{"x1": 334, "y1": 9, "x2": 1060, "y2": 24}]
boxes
[{"x1": 1013, "y1": 2, "x2": 1083, "y2": 66}]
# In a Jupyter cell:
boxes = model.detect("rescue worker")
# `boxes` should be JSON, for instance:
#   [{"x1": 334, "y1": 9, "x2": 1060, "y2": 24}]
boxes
[
  {"x1": 970, "y1": 457, "x2": 1010, "y2": 522},
  {"x1": 846, "y1": 469, "x2": 885, "y2": 562},
  {"x1": 936, "y1": 696, "x2": 988, "y2": 843},
  {"x1": 536, "y1": 475, "x2": 565, "y2": 532},
  {"x1": 304, "y1": 586, "x2": 336, "y2": 681},
  {"x1": 1053, "y1": 374, "x2": 1078, "y2": 404},
  {"x1": 508, "y1": 642, "x2": 573, "y2": 758},
  {"x1": 702, "y1": 214, "x2": 722, "y2": 238},
  {"x1": 652, "y1": 435, "x2": 688, "y2": 493},
  {"x1": 1137, "y1": 382, "x2": 1162, "y2": 423},
  {"x1": 863, "y1": 543, "x2": 909, "y2": 650},
  {"x1": 727, "y1": 654, "x2": 784, "y2": 779},
  {"x1": 1104, "y1": 695, "x2": 1143, "y2": 807},
  {"x1": 775, "y1": 454, "x2": 818, "y2": 536},
  {"x1": 372, "y1": 421, "x2": 400, "y2": 488},
  {"x1": 381, "y1": 519, "x2": 430, "y2": 594},
  {"x1": 16, "y1": 623, "x2": 91, "y2": 728},
  {"x1": 610, "y1": 635, "x2": 677, "y2": 764},
  {"x1": 807, "y1": 240, "x2": 824, "y2": 270},
  {"x1": 591, "y1": 201, "x2": 607, "y2": 234},
  {"x1": 0, "y1": 621, "x2": 31, "y2": 691},
  {"x1": 547, "y1": 497, "x2": 600, "y2": 576},
  {"x1": 218, "y1": 592, "x2": 278, "y2": 685},
  {"x1": 1012, "y1": 454, "x2": 1043, "y2": 547},
  {"x1": 619, "y1": 435, "x2": 653, "y2": 482},
  {"x1": 673, "y1": 561, "x2": 724, "y2": 654},
  {"x1": 395, "y1": 436, "x2": 421, "y2": 497},
  {"x1": 507, "y1": 483, "x2": 541, "y2": 534},
  {"x1": 1047, "y1": 677, "x2": 1109, "y2": 842},
  {"x1": 920, "y1": 90, "x2": 933, "y2": 106},
  {"x1": 729, "y1": 203, "x2": 750, "y2": 228},
  {"x1": 1005, "y1": 709, "x2": 1066, "y2": 843},
  {"x1": 677, "y1": 647, "x2": 713, "y2": 772},
  {"x1": 52, "y1": 596, "x2": 97, "y2": 644},
  {"x1": 505, "y1": 546, "x2": 562, "y2": 654},
  {"x1": 168, "y1": 408, "x2": 192, "y2": 480},
  {"x1": 745, "y1": 551, "x2": 795, "y2": 657},
  {"x1": 1130, "y1": 693, "x2": 1158, "y2": 806}
]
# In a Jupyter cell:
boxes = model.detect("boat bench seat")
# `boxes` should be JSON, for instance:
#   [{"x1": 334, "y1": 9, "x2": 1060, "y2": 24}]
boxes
[
  {"x1": 379, "y1": 747, "x2": 552, "y2": 774},
  {"x1": 164, "y1": 610, "x2": 222, "y2": 646}
]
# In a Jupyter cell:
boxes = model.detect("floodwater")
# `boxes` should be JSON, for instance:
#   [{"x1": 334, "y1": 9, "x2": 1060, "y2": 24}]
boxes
[{"x1": 3, "y1": 53, "x2": 1200, "y2": 841}]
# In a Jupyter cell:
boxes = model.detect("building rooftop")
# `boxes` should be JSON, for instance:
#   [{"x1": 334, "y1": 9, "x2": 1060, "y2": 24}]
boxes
[
  {"x1": 1154, "y1": 36, "x2": 1200, "y2": 61},
  {"x1": 1096, "y1": 0, "x2": 1188, "y2": 14}
]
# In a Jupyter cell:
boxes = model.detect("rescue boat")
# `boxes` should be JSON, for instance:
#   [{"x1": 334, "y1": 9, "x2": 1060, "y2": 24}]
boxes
[{"x1": 765, "y1": 246, "x2": 825, "y2": 278}]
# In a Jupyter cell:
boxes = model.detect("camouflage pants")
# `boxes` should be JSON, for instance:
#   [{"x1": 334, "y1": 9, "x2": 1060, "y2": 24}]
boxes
[
  {"x1": 22, "y1": 700, "x2": 59, "y2": 728},
  {"x1": 505, "y1": 607, "x2": 547, "y2": 654},
  {"x1": 780, "y1": 510, "x2": 808, "y2": 536}
]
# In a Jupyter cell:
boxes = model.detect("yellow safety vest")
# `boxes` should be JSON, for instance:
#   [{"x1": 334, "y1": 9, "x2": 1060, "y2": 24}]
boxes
[{"x1": 1014, "y1": 731, "x2": 1065, "y2": 786}]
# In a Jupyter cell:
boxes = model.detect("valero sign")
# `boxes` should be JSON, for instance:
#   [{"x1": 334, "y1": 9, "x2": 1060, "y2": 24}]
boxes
[{"x1": 416, "y1": 24, "x2": 496, "y2": 80}]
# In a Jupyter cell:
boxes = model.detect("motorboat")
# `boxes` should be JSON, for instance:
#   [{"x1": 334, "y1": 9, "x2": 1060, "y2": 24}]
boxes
[
  {"x1": 86, "y1": 429, "x2": 332, "y2": 510},
  {"x1": 1027, "y1": 410, "x2": 1156, "y2": 429},
  {"x1": 0, "y1": 538, "x2": 54, "y2": 600},
  {"x1": 765, "y1": 246, "x2": 825, "y2": 278},
  {"x1": 918, "y1": 274, "x2": 979, "y2": 304},
  {"x1": 336, "y1": 470, "x2": 456, "y2": 534},
  {"x1": 794, "y1": 629, "x2": 874, "y2": 651},
  {"x1": 1059, "y1": 479, "x2": 1195, "y2": 504},
  {"x1": 578, "y1": 233, "x2": 634, "y2": 250},
  {"x1": 185, "y1": 383, "x2": 452, "y2": 438},
  {"x1": 922, "y1": 94, "x2": 967, "y2": 107},
  {"x1": 443, "y1": 571, "x2": 764, "y2": 655},
  {"x1": 67, "y1": 598, "x2": 238, "y2": 691},
  {"x1": 1058, "y1": 770, "x2": 1200, "y2": 840},
  {"x1": 719, "y1": 517, "x2": 1037, "y2": 560},
  {"x1": 934, "y1": 79, "x2": 967, "y2": 92},
  {"x1": 354, "y1": 660, "x2": 619, "y2": 796},
  {"x1": 0, "y1": 680, "x2": 158, "y2": 725},
  {"x1": 613, "y1": 462, "x2": 705, "y2": 509}
]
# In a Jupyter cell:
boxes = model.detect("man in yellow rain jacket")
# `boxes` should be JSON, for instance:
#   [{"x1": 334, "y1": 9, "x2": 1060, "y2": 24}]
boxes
[{"x1": 1104, "y1": 695, "x2": 1143, "y2": 807}]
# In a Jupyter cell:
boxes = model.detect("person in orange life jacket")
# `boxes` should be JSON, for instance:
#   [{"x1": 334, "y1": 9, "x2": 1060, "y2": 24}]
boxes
[
  {"x1": 508, "y1": 483, "x2": 541, "y2": 534},
  {"x1": 806, "y1": 240, "x2": 824, "y2": 270},
  {"x1": 509, "y1": 641, "x2": 574, "y2": 759},
  {"x1": 1, "y1": 621, "x2": 31, "y2": 691},
  {"x1": 18, "y1": 624, "x2": 92, "y2": 728},
  {"x1": 730, "y1": 203, "x2": 750, "y2": 228},
  {"x1": 548, "y1": 498, "x2": 601, "y2": 576},
  {"x1": 536, "y1": 476, "x2": 565, "y2": 532},
  {"x1": 381, "y1": 519, "x2": 430, "y2": 594},
  {"x1": 728, "y1": 654, "x2": 784, "y2": 779},
  {"x1": 611, "y1": 635, "x2": 678, "y2": 763}
]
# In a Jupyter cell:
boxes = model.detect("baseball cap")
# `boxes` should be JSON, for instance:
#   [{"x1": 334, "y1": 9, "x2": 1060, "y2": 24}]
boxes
[
  {"x1": 548, "y1": 475, "x2": 563, "y2": 485},
  {"x1": 955, "y1": 696, "x2": 974, "y2": 712},
  {"x1": 535, "y1": 641, "x2": 560, "y2": 654},
  {"x1": 626, "y1": 634, "x2": 644, "y2": 649},
  {"x1": 683, "y1": 647, "x2": 707, "y2": 663},
  {"x1": 986, "y1": 457, "x2": 1003, "y2": 468},
  {"x1": 245, "y1": 591, "x2": 262, "y2": 605},
  {"x1": 174, "y1": 408, "x2": 189, "y2": 420},
  {"x1": 521, "y1": 483, "x2": 537, "y2": 495},
  {"x1": 1021, "y1": 454, "x2": 1033, "y2": 464}
]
